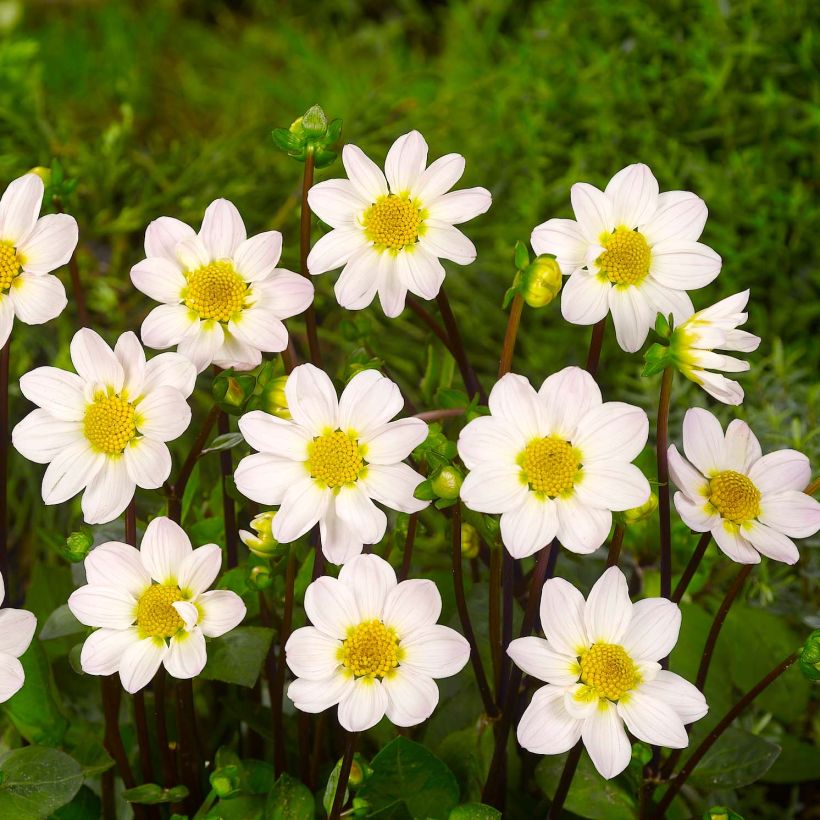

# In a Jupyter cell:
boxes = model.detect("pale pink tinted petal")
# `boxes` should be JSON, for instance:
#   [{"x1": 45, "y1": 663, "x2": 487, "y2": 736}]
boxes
[
  {"x1": 488, "y1": 373, "x2": 547, "y2": 440},
  {"x1": 70, "y1": 328, "x2": 124, "y2": 390},
  {"x1": 748, "y1": 450, "x2": 811, "y2": 494},
  {"x1": 144, "y1": 216, "x2": 196, "y2": 261},
  {"x1": 573, "y1": 402, "x2": 649, "y2": 463},
  {"x1": 17, "y1": 213, "x2": 77, "y2": 275},
  {"x1": 0, "y1": 609, "x2": 36, "y2": 658},
  {"x1": 507, "y1": 636, "x2": 579, "y2": 686},
  {"x1": 304, "y1": 576, "x2": 360, "y2": 639},
  {"x1": 199, "y1": 198, "x2": 246, "y2": 260},
  {"x1": 130, "y1": 257, "x2": 186, "y2": 303},
  {"x1": 232, "y1": 231, "x2": 282, "y2": 280},
  {"x1": 682, "y1": 407, "x2": 725, "y2": 475},
  {"x1": 743, "y1": 520, "x2": 800, "y2": 564},
  {"x1": 68, "y1": 585, "x2": 137, "y2": 630},
  {"x1": 342, "y1": 144, "x2": 389, "y2": 202},
  {"x1": 758, "y1": 490, "x2": 820, "y2": 539},
  {"x1": 338, "y1": 678, "x2": 388, "y2": 731},
  {"x1": 668, "y1": 444, "x2": 708, "y2": 498},
  {"x1": 288, "y1": 673, "x2": 354, "y2": 714},
  {"x1": 0, "y1": 173, "x2": 43, "y2": 243},
  {"x1": 460, "y1": 463, "x2": 527, "y2": 514},
  {"x1": 575, "y1": 462, "x2": 650, "y2": 512},
  {"x1": 197, "y1": 590, "x2": 246, "y2": 637},
  {"x1": 571, "y1": 182, "x2": 614, "y2": 240},
  {"x1": 141, "y1": 303, "x2": 196, "y2": 349},
  {"x1": 234, "y1": 454, "x2": 307, "y2": 506},
  {"x1": 400, "y1": 624, "x2": 470, "y2": 678},
  {"x1": 307, "y1": 225, "x2": 362, "y2": 275},
  {"x1": 531, "y1": 218, "x2": 587, "y2": 272},
  {"x1": 80, "y1": 627, "x2": 141, "y2": 676},
  {"x1": 711, "y1": 523, "x2": 760, "y2": 564},
  {"x1": 674, "y1": 493, "x2": 718, "y2": 532},
  {"x1": 308, "y1": 179, "x2": 367, "y2": 229},
  {"x1": 411, "y1": 153, "x2": 465, "y2": 202},
  {"x1": 457, "y1": 415, "x2": 522, "y2": 471},
  {"x1": 238, "y1": 411, "x2": 311, "y2": 459},
  {"x1": 337, "y1": 553, "x2": 397, "y2": 621},
  {"x1": 285, "y1": 626, "x2": 342, "y2": 681},
  {"x1": 9, "y1": 273, "x2": 67, "y2": 324}
]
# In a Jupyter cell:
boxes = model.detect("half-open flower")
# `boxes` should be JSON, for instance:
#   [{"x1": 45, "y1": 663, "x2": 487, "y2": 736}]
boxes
[
  {"x1": 132, "y1": 199, "x2": 314, "y2": 372},
  {"x1": 669, "y1": 407, "x2": 820, "y2": 564},
  {"x1": 0, "y1": 572, "x2": 37, "y2": 702},
  {"x1": 307, "y1": 130, "x2": 491, "y2": 317},
  {"x1": 235, "y1": 364, "x2": 429, "y2": 564},
  {"x1": 13, "y1": 329, "x2": 196, "y2": 524},
  {"x1": 68, "y1": 517, "x2": 246, "y2": 693},
  {"x1": 508, "y1": 567, "x2": 707, "y2": 779},
  {"x1": 458, "y1": 367, "x2": 649, "y2": 558},
  {"x1": 286, "y1": 554, "x2": 469, "y2": 731}
]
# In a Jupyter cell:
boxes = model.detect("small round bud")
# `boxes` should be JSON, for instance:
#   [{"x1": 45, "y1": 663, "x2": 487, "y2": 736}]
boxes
[
  {"x1": 209, "y1": 765, "x2": 241, "y2": 798},
  {"x1": 799, "y1": 629, "x2": 820, "y2": 681},
  {"x1": 301, "y1": 104, "x2": 329, "y2": 137},
  {"x1": 262, "y1": 376, "x2": 290, "y2": 420},
  {"x1": 461, "y1": 523, "x2": 480, "y2": 559},
  {"x1": 248, "y1": 565, "x2": 274, "y2": 590},
  {"x1": 431, "y1": 466, "x2": 463, "y2": 500},
  {"x1": 347, "y1": 754, "x2": 372, "y2": 787},
  {"x1": 521, "y1": 256, "x2": 562, "y2": 308},
  {"x1": 63, "y1": 530, "x2": 94, "y2": 563},
  {"x1": 619, "y1": 492, "x2": 659, "y2": 525},
  {"x1": 239, "y1": 511, "x2": 281, "y2": 559}
]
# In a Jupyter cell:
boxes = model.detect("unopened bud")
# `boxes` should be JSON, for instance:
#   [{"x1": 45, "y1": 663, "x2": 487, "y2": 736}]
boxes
[
  {"x1": 619, "y1": 492, "x2": 659, "y2": 525},
  {"x1": 521, "y1": 256, "x2": 562, "y2": 308},
  {"x1": 63, "y1": 530, "x2": 93, "y2": 563},
  {"x1": 703, "y1": 808, "x2": 742, "y2": 820},
  {"x1": 799, "y1": 629, "x2": 820, "y2": 681},
  {"x1": 248, "y1": 564, "x2": 274, "y2": 590},
  {"x1": 262, "y1": 375, "x2": 290, "y2": 420},
  {"x1": 240, "y1": 512, "x2": 282, "y2": 559},
  {"x1": 431, "y1": 466, "x2": 463, "y2": 500},
  {"x1": 210, "y1": 764, "x2": 241, "y2": 798},
  {"x1": 461, "y1": 523, "x2": 480, "y2": 559},
  {"x1": 347, "y1": 754, "x2": 371, "y2": 787}
]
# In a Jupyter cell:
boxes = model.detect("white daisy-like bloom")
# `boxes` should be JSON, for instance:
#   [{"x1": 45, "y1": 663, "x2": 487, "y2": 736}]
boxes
[
  {"x1": 508, "y1": 567, "x2": 707, "y2": 780},
  {"x1": 235, "y1": 364, "x2": 429, "y2": 565},
  {"x1": 531, "y1": 163, "x2": 721, "y2": 353},
  {"x1": 0, "y1": 573, "x2": 37, "y2": 703},
  {"x1": 668, "y1": 408, "x2": 820, "y2": 565},
  {"x1": 286, "y1": 554, "x2": 469, "y2": 731},
  {"x1": 457, "y1": 367, "x2": 649, "y2": 558},
  {"x1": 12, "y1": 328, "x2": 196, "y2": 525},
  {"x1": 306, "y1": 130, "x2": 492, "y2": 317},
  {"x1": 0, "y1": 173, "x2": 78, "y2": 347},
  {"x1": 132, "y1": 199, "x2": 314, "y2": 372},
  {"x1": 669, "y1": 290, "x2": 761, "y2": 405},
  {"x1": 68, "y1": 517, "x2": 246, "y2": 694}
]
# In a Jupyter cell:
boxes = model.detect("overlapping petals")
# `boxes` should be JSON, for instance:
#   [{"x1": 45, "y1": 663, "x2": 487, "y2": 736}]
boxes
[{"x1": 0, "y1": 573, "x2": 37, "y2": 702}]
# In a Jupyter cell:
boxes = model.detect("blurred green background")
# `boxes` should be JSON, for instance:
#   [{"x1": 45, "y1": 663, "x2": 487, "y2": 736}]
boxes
[{"x1": 0, "y1": 0, "x2": 818, "y2": 817}]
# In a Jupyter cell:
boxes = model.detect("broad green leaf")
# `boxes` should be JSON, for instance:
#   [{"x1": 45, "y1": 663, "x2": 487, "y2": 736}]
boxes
[
  {"x1": 200, "y1": 627, "x2": 274, "y2": 687},
  {"x1": 449, "y1": 804, "x2": 501, "y2": 819},
  {"x1": 690, "y1": 728, "x2": 780, "y2": 789},
  {"x1": 535, "y1": 750, "x2": 635, "y2": 820},
  {"x1": 39, "y1": 605, "x2": 84, "y2": 641},
  {"x1": 51, "y1": 785, "x2": 101, "y2": 819},
  {"x1": 123, "y1": 783, "x2": 189, "y2": 804},
  {"x1": 202, "y1": 432, "x2": 246, "y2": 453},
  {"x1": 762, "y1": 735, "x2": 820, "y2": 783},
  {"x1": 0, "y1": 747, "x2": 83, "y2": 819},
  {"x1": 207, "y1": 794, "x2": 266, "y2": 819},
  {"x1": 358, "y1": 737, "x2": 460, "y2": 820},
  {"x1": 265, "y1": 773, "x2": 314, "y2": 819}
]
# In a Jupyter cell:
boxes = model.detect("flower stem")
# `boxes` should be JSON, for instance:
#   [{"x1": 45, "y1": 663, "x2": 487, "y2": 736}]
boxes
[
  {"x1": 548, "y1": 741, "x2": 583, "y2": 818},
  {"x1": 605, "y1": 524, "x2": 625, "y2": 568},
  {"x1": 656, "y1": 367, "x2": 674, "y2": 600},
  {"x1": 413, "y1": 407, "x2": 466, "y2": 423},
  {"x1": 804, "y1": 476, "x2": 820, "y2": 496},
  {"x1": 176, "y1": 678, "x2": 203, "y2": 807},
  {"x1": 300, "y1": 151, "x2": 322, "y2": 366},
  {"x1": 585, "y1": 317, "x2": 607, "y2": 378},
  {"x1": 273, "y1": 547, "x2": 297, "y2": 775},
  {"x1": 0, "y1": 338, "x2": 9, "y2": 598},
  {"x1": 436, "y1": 288, "x2": 487, "y2": 403},
  {"x1": 101, "y1": 675, "x2": 144, "y2": 817},
  {"x1": 498, "y1": 293, "x2": 524, "y2": 378},
  {"x1": 652, "y1": 651, "x2": 799, "y2": 818},
  {"x1": 406, "y1": 295, "x2": 459, "y2": 355},
  {"x1": 216, "y1": 411, "x2": 238, "y2": 568},
  {"x1": 399, "y1": 512, "x2": 418, "y2": 582},
  {"x1": 488, "y1": 546, "x2": 503, "y2": 695},
  {"x1": 328, "y1": 731, "x2": 359, "y2": 820},
  {"x1": 133, "y1": 690, "x2": 154, "y2": 785},
  {"x1": 153, "y1": 668, "x2": 177, "y2": 787},
  {"x1": 671, "y1": 532, "x2": 712, "y2": 603},
  {"x1": 451, "y1": 502, "x2": 498, "y2": 717},
  {"x1": 499, "y1": 551, "x2": 515, "y2": 704}
]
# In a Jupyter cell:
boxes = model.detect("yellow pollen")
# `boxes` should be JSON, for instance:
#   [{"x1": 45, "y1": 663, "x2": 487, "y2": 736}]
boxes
[
  {"x1": 709, "y1": 470, "x2": 761, "y2": 522},
  {"x1": 0, "y1": 241, "x2": 22, "y2": 292},
  {"x1": 363, "y1": 195, "x2": 421, "y2": 250},
  {"x1": 519, "y1": 437, "x2": 580, "y2": 497},
  {"x1": 184, "y1": 260, "x2": 247, "y2": 322},
  {"x1": 307, "y1": 431, "x2": 364, "y2": 488},
  {"x1": 340, "y1": 619, "x2": 400, "y2": 678},
  {"x1": 83, "y1": 394, "x2": 137, "y2": 454},
  {"x1": 579, "y1": 643, "x2": 638, "y2": 701},
  {"x1": 136, "y1": 584, "x2": 185, "y2": 639},
  {"x1": 596, "y1": 226, "x2": 651, "y2": 286}
]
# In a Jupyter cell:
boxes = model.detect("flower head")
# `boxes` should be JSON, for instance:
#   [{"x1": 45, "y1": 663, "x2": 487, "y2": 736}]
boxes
[
  {"x1": 0, "y1": 173, "x2": 78, "y2": 347},
  {"x1": 132, "y1": 199, "x2": 314, "y2": 372},
  {"x1": 306, "y1": 130, "x2": 491, "y2": 317},
  {"x1": 13, "y1": 329, "x2": 196, "y2": 524},
  {"x1": 286, "y1": 554, "x2": 469, "y2": 731},
  {"x1": 508, "y1": 567, "x2": 707, "y2": 779},
  {"x1": 68, "y1": 517, "x2": 246, "y2": 693},
  {"x1": 531, "y1": 163, "x2": 721, "y2": 352},
  {"x1": 235, "y1": 364, "x2": 428, "y2": 564},
  {"x1": 669, "y1": 408, "x2": 820, "y2": 564},
  {"x1": 457, "y1": 367, "x2": 650, "y2": 558},
  {"x1": 0, "y1": 573, "x2": 37, "y2": 702}
]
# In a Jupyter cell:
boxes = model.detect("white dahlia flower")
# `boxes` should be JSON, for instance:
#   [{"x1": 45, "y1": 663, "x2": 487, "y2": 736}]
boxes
[{"x1": 0, "y1": 573, "x2": 37, "y2": 702}]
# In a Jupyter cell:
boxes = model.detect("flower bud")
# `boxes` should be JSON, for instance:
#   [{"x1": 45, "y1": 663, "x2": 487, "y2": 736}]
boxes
[
  {"x1": 703, "y1": 808, "x2": 742, "y2": 820},
  {"x1": 272, "y1": 105, "x2": 342, "y2": 169},
  {"x1": 239, "y1": 511, "x2": 282, "y2": 559},
  {"x1": 248, "y1": 564, "x2": 274, "y2": 590},
  {"x1": 262, "y1": 375, "x2": 290, "y2": 419},
  {"x1": 619, "y1": 492, "x2": 659, "y2": 525},
  {"x1": 209, "y1": 764, "x2": 241, "y2": 798},
  {"x1": 62, "y1": 529, "x2": 93, "y2": 563},
  {"x1": 461, "y1": 523, "x2": 480, "y2": 559},
  {"x1": 431, "y1": 466, "x2": 463, "y2": 500},
  {"x1": 213, "y1": 372, "x2": 257, "y2": 415},
  {"x1": 520, "y1": 256, "x2": 562, "y2": 308},
  {"x1": 799, "y1": 629, "x2": 820, "y2": 681},
  {"x1": 347, "y1": 754, "x2": 372, "y2": 787}
]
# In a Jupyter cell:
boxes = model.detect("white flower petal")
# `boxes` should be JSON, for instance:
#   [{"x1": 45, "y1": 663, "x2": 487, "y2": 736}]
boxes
[
  {"x1": 571, "y1": 183, "x2": 614, "y2": 241},
  {"x1": 488, "y1": 373, "x2": 546, "y2": 440},
  {"x1": 668, "y1": 444, "x2": 708, "y2": 498},
  {"x1": 338, "y1": 368, "x2": 403, "y2": 435},
  {"x1": 177, "y1": 321, "x2": 225, "y2": 373},
  {"x1": 649, "y1": 240, "x2": 721, "y2": 290},
  {"x1": 68, "y1": 585, "x2": 137, "y2": 630},
  {"x1": 333, "y1": 246, "x2": 380, "y2": 309},
  {"x1": 141, "y1": 303, "x2": 197, "y2": 349},
  {"x1": 119, "y1": 636, "x2": 168, "y2": 693},
  {"x1": 426, "y1": 187, "x2": 491, "y2": 225},
  {"x1": 308, "y1": 179, "x2": 368, "y2": 229},
  {"x1": 363, "y1": 419, "x2": 428, "y2": 465},
  {"x1": 0, "y1": 173, "x2": 43, "y2": 244},
  {"x1": 85, "y1": 542, "x2": 151, "y2": 599},
  {"x1": 12, "y1": 409, "x2": 83, "y2": 464},
  {"x1": 172, "y1": 601, "x2": 199, "y2": 631},
  {"x1": 673, "y1": 492, "x2": 718, "y2": 532},
  {"x1": 285, "y1": 626, "x2": 342, "y2": 681},
  {"x1": 517, "y1": 685, "x2": 583, "y2": 755},
  {"x1": 539, "y1": 577, "x2": 589, "y2": 657},
  {"x1": 395, "y1": 246, "x2": 445, "y2": 300},
  {"x1": 144, "y1": 216, "x2": 196, "y2": 261},
  {"x1": 338, "y1": 678, "x2": 388, "y2": 731},
  {"x1": 288, "y1": 673, "x2": 354, "y2": 714},
  {"x1": 70, "y1": 328, "x2": 124, "y2": 391},
  {"x1": 400, "y1": 624, "x2": 470, "y2": 678},
  {"x1": 0, "y1": 655, "x2": 25, "y2": 703},
  {"x1": 383, "y1": 665, "x2": 440, "y2": 727},
  {"x1": 641, "y1": 191, "x2": 708, "y2": 245},
  {"x1": 460, "y1": 463, "x2": 528, "y2": 514},
  {"x1": 385, "y1": 130, "x2": 428, "y2": 193},
  {"x1": 622, "y1": 599, "x2": 681, "y2": 662},
  {"x1": 319, "y1": 503, "x2": 364, "y2": 565},
  {"x1": 382, "y1": 580, "x2": 442, "y2": 638},
  {"x1": 338, "y1": 554, "x2": 397, "y2": 621},
  {"x1": 538, "y1": 366, "x2": 603, "y2": 441},
  {"x1": 17, "y1": 213, "x2": 78, "y2": 275},
  {"x1": 140, "y1": 517, "x2": 192, "y2": 584},
  {"x1": 563, "y1": 684, "x2": 601, "y2": 720},
  {"x1": 229, "y1": 307, "x2": 288, "y2": 353},
  {"x1": 605, "y1": 164, "x2": 659, "y2": 228},
  {"x1": 418, "y1": 221, "x2": 475, "y2": 265},
  {"x1": 334, "y1": 485, "x2": 387, "y2": 545},
  {"x1": 163, "y1": 628, "x2": 207, "y2": 680},
  {"x1": 199, "y1": 198, "x2": 246, "y2": 260},
  {"x1": 304, "y1": 576, "x2": 360, "y2": 639},
  {"x1": 175, "y1": 235, "x2": 211, "y2": 270},
  {"x1": 507, "y1": 636, "x2": 579, "y2": 686},
  {"x1": 80, "y1": 627, "x2": 141, "y2": 676},
  {"x1": 748, "y1": 449, "x2": 811, "y2": 495},
  {"x1": 285, "y1": 363, "x2": 339, "y2": 434},
  {"x1": 197, "y1": 590, "x2": 246, "y2": 637},
  {"x1": 584, "y1": 567, "x2": 632, "y2": 645},
  {"x1": 239, "y1": 411, "x2": 311, "y2": 459},
  {"x1": 561, "y1": 268, "x2": 611, "y2": 325},
  {"x1": 695, "y1": 370, "x2": 745, "y2": 406},
  {"x1": 743, "y1": 520, "x2": 800, "y2": 565},
  {"x1": 307, "y1": 225, "x2": 363, "y2": 275},
  {"x1": 618, "y1": 689, "x2": 688, "y2": 748},
  {"x1": 499, "y1": 495, "x2": 558, "y2": 559},
  {"x1": 608, "y1": 284, "x2": 654, "y2": 353},
  {"x1": 252, "y1": 270, "x2": 314, "y2": 317},
  {"x1": 411, "y1": 153, "x2": 465, "y2": 202},
  {"x1": 639, "y1": 670, "x2": 708, "y2": 724},
  {"x1": 582, "y1": 699, "x2": 632, "y2": 779},
  {"x1": 0, "y1": 295, "x2": 12, "y2": 348},
  {"x1": 759, "y1": 490, "x2": 820, "y2": 539},
  {"x1": 234, "y1": 453, "x2": 307, "y2": 506},
  {"x1": 136, "y1": 385, "x2": 191, "y2": 442},
  {"x1": 273, "y1": 477, "x2": 330, "y2": 543},
  {"x1": 232, "y1": 231, "x2": 282, "y2": 280},
  {"x1": 0, "y1": 609, "x2": 36, "y2": 658},
  {"x1": 376, "y1": 253, "x2": 408, "y2": 318},
  {"x1": 9, "y1": 273, "x2": 67, "y2": 325},
  {"x1": 342, "y1": 144, "x2": 389, "y2": 202},
  {"x1": 682, "y1": 408, "x2": 726, "y2": 476},
  {"x1": 124, "y1": 438, "x2": 172, "y2": 489},
  {"x1": 531, "y1": 218, "x2": 588, "y2": 272},
  {"x1": 42, "y1": 439, "x2": 105, "y2": 505},
  {"x1": 177, "y1": 544, "x2": 222, "y2": 596},
  {"x1": 639, "y1": 278, "x2": 694, "y2": 327},
  {"x1": 711, "y1": 523, "x2": 760, "y2": 564},
  {"x1": 130, "y1": 257, "x2": 186, "y2": 303},
  {"x1": 457, "y1": 415, "x2": 521, "y2": 471},
  {"x1": 555, "y1": 496, "x2": 612, "y2": 555},
  {"x1": 213, "y1": 330, "x2": 262, "y2": 372},
  {"x1": 360, "y1": 463, "x2": 428, "y2": 514},
  {"x1": 575, "y1": 462, "x2": 650, "y2": 512},
  {"x1": 113, "y1": 332, "x2": 147, "y2": 396}
]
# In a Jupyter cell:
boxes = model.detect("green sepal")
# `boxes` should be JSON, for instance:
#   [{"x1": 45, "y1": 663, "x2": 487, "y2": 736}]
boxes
[
  {"x1": 514, "y1": 240, "x2": 530, "y2": 271},
  {"x1": 271, "y1": 104, "x2": 342, "y2": 168},
  {"x1": 641, "y1": 342, "x2": 673, "y2": 377},
  {"x1": 654, "y1": 311, "x2": 673, "y2": 339},
  {"x1": 799, "y1": 629, "x2": 820, "y2": 681}
]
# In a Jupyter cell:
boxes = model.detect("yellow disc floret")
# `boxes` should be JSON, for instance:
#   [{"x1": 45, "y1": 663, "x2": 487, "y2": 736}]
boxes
[
  {"x1": 709, "y1": 470, "x2": 761, "y2": 522},
  {"x1": 596, "y1": 226, "x2": 651, "y2": 286},
  {"x1": 184, "y1": 260, "x2": 247, "y2": 322},
  {"x1": 340, "y1": 619, "x2": 400, "y2": 678},
  {"x1": 136, "y1": 584, "x2": 185, "y2": 638},
  {"x1": 363, "y1": 195, "x2": 421, "y2": 250},
  {"x1": 579, "y1": 643, "x2": 638, "y2": 701},
  {"x1": 520, "y1": 437, "x2": 580, "y2": 497},
  {"x1": 307, "y1": 430, "x2": 364, "y2": 488},
  {"x1": 84, "y1": 393, "x2": 137, "y2": 454},
  {"x1": 0, "y1": 240, "x2": 22, "y2": 292}
]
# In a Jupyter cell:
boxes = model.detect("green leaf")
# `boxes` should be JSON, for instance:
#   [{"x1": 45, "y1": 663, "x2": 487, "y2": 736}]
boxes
[
  {"x1": 266, "y1": 773, "x2": 314, "y2": 819},
  {"x1": 514, "y1": 240, "x2": 530, "y2": 271},
  {"x1": 39, "y1": 605, "x2": 84, "y2": 640},
  {"x1": 358, "y1": 737, "x2": 460, "y2": 820},
  {"x1": 123, "y1": 783, "x2": 189, "y2": 804},
  {"x1": 762, "y1": 734, "x2": 820, "y2": 783},
  {"x1": 689, "y1": 728, "x2": 780, "y2": 789},
  {"x1": 535, "y1": 750, "x2": 635, "y2": 820},
  {"x1": 0, "y1": 747, "x2": 83, "y2": 820},
  {"x1": 202, "y1": 432, "x2": 246, "y2": 454},
  {"x1": 200, "y1": 627, "x2": 274, "y2": 687},
  {"x1": 207, "y1": 794, "x2": 266, "y2": 819},
  {"x1": 449, "y1": 804, "x2": 501, "y2": 819}
]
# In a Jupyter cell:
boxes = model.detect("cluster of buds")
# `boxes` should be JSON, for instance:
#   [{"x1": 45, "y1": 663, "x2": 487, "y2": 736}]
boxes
[
  {"x1": 413, "y1": 424, "x2": 462, "y2": 510},
  {"x1": 503, "y1": 241, "x2": 562, "y2": 309},
  {"x1": 213, "y1": 361, "x2": 290, "y2": 418},
  {"x1": 271, "y1": 104, "x2": 342, "y2": 170}
]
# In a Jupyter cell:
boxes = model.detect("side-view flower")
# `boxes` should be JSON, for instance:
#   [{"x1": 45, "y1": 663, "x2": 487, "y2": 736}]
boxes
[
  {"x1": 12, "y1": 328, "x2": 196, "y2": 524},
  {"x1": 669, "y1": 407, "x2": 820, "y2": 564},
  {"x1": 458, "y1": 366, "x2": 650, "y2": 557},
  {"x1": 132, "y1": 198, "x2": 314, "y2": 372},
  {"x1": 286, "y1": 554, "x2": 470, "y2": 731},
  {"x1": 0, "y1": 173, "x2": 78, "y2": 347},
  {"x1": 532, "y1": 163, "x2": 721, "y2": 352},
  {"x1": 307, "y1": 130, "x2": 492, "y2": 317},
  {"x1": 67, "y1": 517, "x2": 246, "y2": 693},
  {"x1": 235, "y1": 363, "x2": 429, "y2": 564},
  {"x1": 0, "y1": 572, "x2": 37, "y2": 702},
  {"x1": 508, "y1": 567, "x2": 707, "y2": 779}
]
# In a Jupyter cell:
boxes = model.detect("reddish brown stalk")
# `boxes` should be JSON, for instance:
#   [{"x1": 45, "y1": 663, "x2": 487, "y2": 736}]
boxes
[
  {"x1": 498, "y1": 293, "x2": 524, "y2": 378},
  {"x1": 585, "y1": 318, "x2": 606, "y2": 377},
  {"x1": 299, "y1": 151, "x2": 322, "y2": 365}
]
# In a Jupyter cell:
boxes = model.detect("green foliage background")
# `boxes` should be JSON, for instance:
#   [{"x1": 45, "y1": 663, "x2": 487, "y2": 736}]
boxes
[{"x1": 0, "y1": 1, "x2": 817, "y2": 818}]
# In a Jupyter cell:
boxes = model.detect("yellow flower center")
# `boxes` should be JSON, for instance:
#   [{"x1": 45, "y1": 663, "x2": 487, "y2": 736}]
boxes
[
  {"x1": 83, "y1": 393, "x2": 137, "y2": 454},
  {"x1": 307, "y1": 430, "x2": 364, "y2": 488},
  {"x1": 136, "y1": 584, "x2": 185, "y2": 638},
  {"x1": 340, "y1": 619, "x2": 400, "y2": 678},
  {"x1": 579, "y1": 643, "x2": 638, "y2": 701},
  {"x1": 184, "y1": 260, "x2": 247, "y2": 323},
  {"x1": 0, "y1": 240, "x2": 22, "y2": 292},
  {"x1": 596, "y1": 226, "x2": 651, "y2": 286},
  {"x1": 519, "y1": 437, "x2": 580, "y2": 497},
  {"x1": 709, "y1": 470, "x2": 761, "y2": 522},
  {"x1": 363, "y1": 195, "x2": 421, "y2": 250}
]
